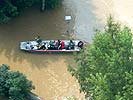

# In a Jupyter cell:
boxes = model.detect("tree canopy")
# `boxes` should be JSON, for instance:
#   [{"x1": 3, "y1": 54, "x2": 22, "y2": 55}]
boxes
[
  {"x1": 0, "y1": 64, "x2": 34, "y2": 100},
  {"x1": 45, "y1": 0, "x2": 62, "y2": 9},
  {"x1": 69, "y1": 16, "x2": 133, "y2": 100},
  {"x1": 0, "y1": 0, "x2": 62, "y2": 23}
]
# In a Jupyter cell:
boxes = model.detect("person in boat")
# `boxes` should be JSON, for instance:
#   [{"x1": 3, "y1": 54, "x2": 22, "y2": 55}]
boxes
[
  {"x1": 39, "y1": 42, "x2": 47, "y2": 50},
  {"x1": 56, "y1": 40, "x2": 62, "y2": 50},
  {"x1": 26, "y1": 42, "x2": 32, "y2": 50},
  {"x1": 61, "y1": 40, "x2": 65, "y2": 49},
  {"x1": 68, "y1": 40, "x2": 75, "y2": 49},
  {"x1": 35, "y1": 36, "x2": 42, "y2": 44},
  {"x1": 78, "y1": 41, "x2": 84, "y2": 48},
  {"x1": 48, "y1": 40, "x2": 56, "y2": 50},
  {"x1": 32, "y1": 45, "x2": 38, "y2": 50}
]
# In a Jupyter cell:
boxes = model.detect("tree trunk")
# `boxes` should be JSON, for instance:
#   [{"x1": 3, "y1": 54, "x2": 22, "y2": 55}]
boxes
[{"x1": 41, "y1": 0, "x2": 45, "y2": 11}]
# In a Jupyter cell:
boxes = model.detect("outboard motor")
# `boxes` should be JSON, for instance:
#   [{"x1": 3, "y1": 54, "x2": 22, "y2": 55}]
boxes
[{"x1": 78, "y1": 41, "x2": 84, "y2": 48}]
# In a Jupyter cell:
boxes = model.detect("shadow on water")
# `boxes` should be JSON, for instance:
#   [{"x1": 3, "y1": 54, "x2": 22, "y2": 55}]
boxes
[{"x1": 0, "y1": 5, "x2": 73, "y2": 69}]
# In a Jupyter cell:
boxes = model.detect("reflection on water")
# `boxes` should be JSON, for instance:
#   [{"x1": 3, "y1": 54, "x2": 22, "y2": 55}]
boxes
[{"x1": 0, "y1": 5, "x2": 84, "y2": 100}]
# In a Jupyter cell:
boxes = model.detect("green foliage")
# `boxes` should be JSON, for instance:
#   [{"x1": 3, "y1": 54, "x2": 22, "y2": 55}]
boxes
[
  {"x1": 3, "y1": 1, "x2": 18, "y2": 17},
  {"x1": 11, "y1": 0, "x2": 35, "y2": 10},
  {"x1": 66, "y1": 96, "x2": 78, "y2": 100},
  {"x1": 69, "y1": 17, "x2": 133, "y2": 99},
  {"x1": 0, "y1": 64, "x2": 34, "y2": 100},
  {"x1": 0, "y1": 0, "x2": 62, "y2": 23},
  {"x1": 0, "y1": 64, "x2": 9, "y2": 96},
  {"x1": 0, "y1": 0, "x2": 19, "y2": 23},
  {"x1": 116, "y1": 71, "x2": 133, "y2": 100},
  {"x1": 45, "y1": 0, "x2": 62, "y2": 9}
]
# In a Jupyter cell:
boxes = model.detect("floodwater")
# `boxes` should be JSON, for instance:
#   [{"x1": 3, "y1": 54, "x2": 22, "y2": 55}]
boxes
[
  {"x1": 63, "y1": 0, "x2": 113, "y2": 43},
  {"x1": 0, "y1": 3, "x2": 84, "y2": 100},
  {"x1": 1, "y1": 0, "x2": 132, "y2": 99}
]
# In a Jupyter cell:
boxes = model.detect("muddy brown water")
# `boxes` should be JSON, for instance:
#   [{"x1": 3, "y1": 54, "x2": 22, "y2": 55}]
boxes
[
  {"x1": 0, "y1": 0, "x2": 115, "y2": 99},
  {"x1": 0, "y1": 4, "x2": 84, "y2": 100}
]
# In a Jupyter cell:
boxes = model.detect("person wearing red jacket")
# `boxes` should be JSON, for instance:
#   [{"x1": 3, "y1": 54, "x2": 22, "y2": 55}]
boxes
[{"x1": 61, "y1": 41, "x2": 65, "y2": 49}]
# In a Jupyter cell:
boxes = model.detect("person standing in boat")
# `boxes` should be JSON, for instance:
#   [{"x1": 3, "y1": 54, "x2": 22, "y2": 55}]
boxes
[
  {"x1": 35, "y1": 36, "x2": 42, "y2": 44},
  {"x1": 48, "y1": 40, "x2": 56, "y2": 50},
  {"x1": 35, "y1": 35, "x2": 43, "y2": 50}
]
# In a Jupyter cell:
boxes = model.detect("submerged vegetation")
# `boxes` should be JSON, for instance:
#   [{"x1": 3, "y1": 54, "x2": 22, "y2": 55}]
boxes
[
  {"x1": 69, "y1": 17, "x2": 133, "y2": 100},
  {"x1": 0, "y1": 0, "x2": 62, "y2": 23}
]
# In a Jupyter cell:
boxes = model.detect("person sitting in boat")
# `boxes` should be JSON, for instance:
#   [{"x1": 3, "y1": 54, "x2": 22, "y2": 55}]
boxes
[
  {"x1": 39, "y1": 42, "x2": 47, "y2": 50},
  {"x1": 61, "y1": 40, "x2": 65, "y2": 49},
  {"x1": 32, "y1": 45, "x2": 38, "y2": 50},
  {"x1": 56, "y1": 40, "x2": 62, "y2": 50},
  {"x1": 37, "y1": 44, "x2": 42, "y2": 50},
  {"x1": 68, "y1": 40, "x2": 75, "y2": 49},
  {"x1": 26, "y1": 42, "x2": 32, "y2": 50},
  {"x1": 48, "y1": 40, "x2": 56, "y2": 50}
]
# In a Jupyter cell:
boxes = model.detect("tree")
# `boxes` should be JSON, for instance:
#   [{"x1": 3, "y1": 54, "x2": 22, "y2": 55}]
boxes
[
  {"x1": 45, "y1": 0, "x2": 62, "y2": 9},
  {"x1": 0, "y1": 0, "x2": 63, "y2": 23},
  {"x1": 11, "y1": 0, "x2": 35, "y2": 10},
  {"x1": 0, "y1": 64, "x2": 34, "y2": 100},
  {"x1": 116, "y1": 71, "x2": 133, "y2": 100},
  {"x1": 0, "y1": 0, "x2": 34, "y2": 23},
  {"x1": 69, "y1": 16, "x2": 133, "y2": 99},
  {"x1": 41, "y1": 0, "x2": 46, "y2": 11}
]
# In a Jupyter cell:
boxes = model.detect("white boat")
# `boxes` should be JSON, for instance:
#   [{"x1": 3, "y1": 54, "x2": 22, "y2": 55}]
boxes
[{"x1": 20, "y1": 40, "x2": 84, "y2": 53}]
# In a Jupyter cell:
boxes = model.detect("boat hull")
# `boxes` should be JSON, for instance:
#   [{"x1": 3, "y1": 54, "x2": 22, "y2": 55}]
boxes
[{"x1": 20, "y1": 40, "x2": 83, "y2": 53}]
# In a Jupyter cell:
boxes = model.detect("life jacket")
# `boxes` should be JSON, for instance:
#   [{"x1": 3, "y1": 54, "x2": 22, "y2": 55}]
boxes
[
  {"x1": 61, "y1": 41, "x2": 65, "y2": 49},
  {"x1": 56, "y1": 41, "x2": 60, "y2": 46}
]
